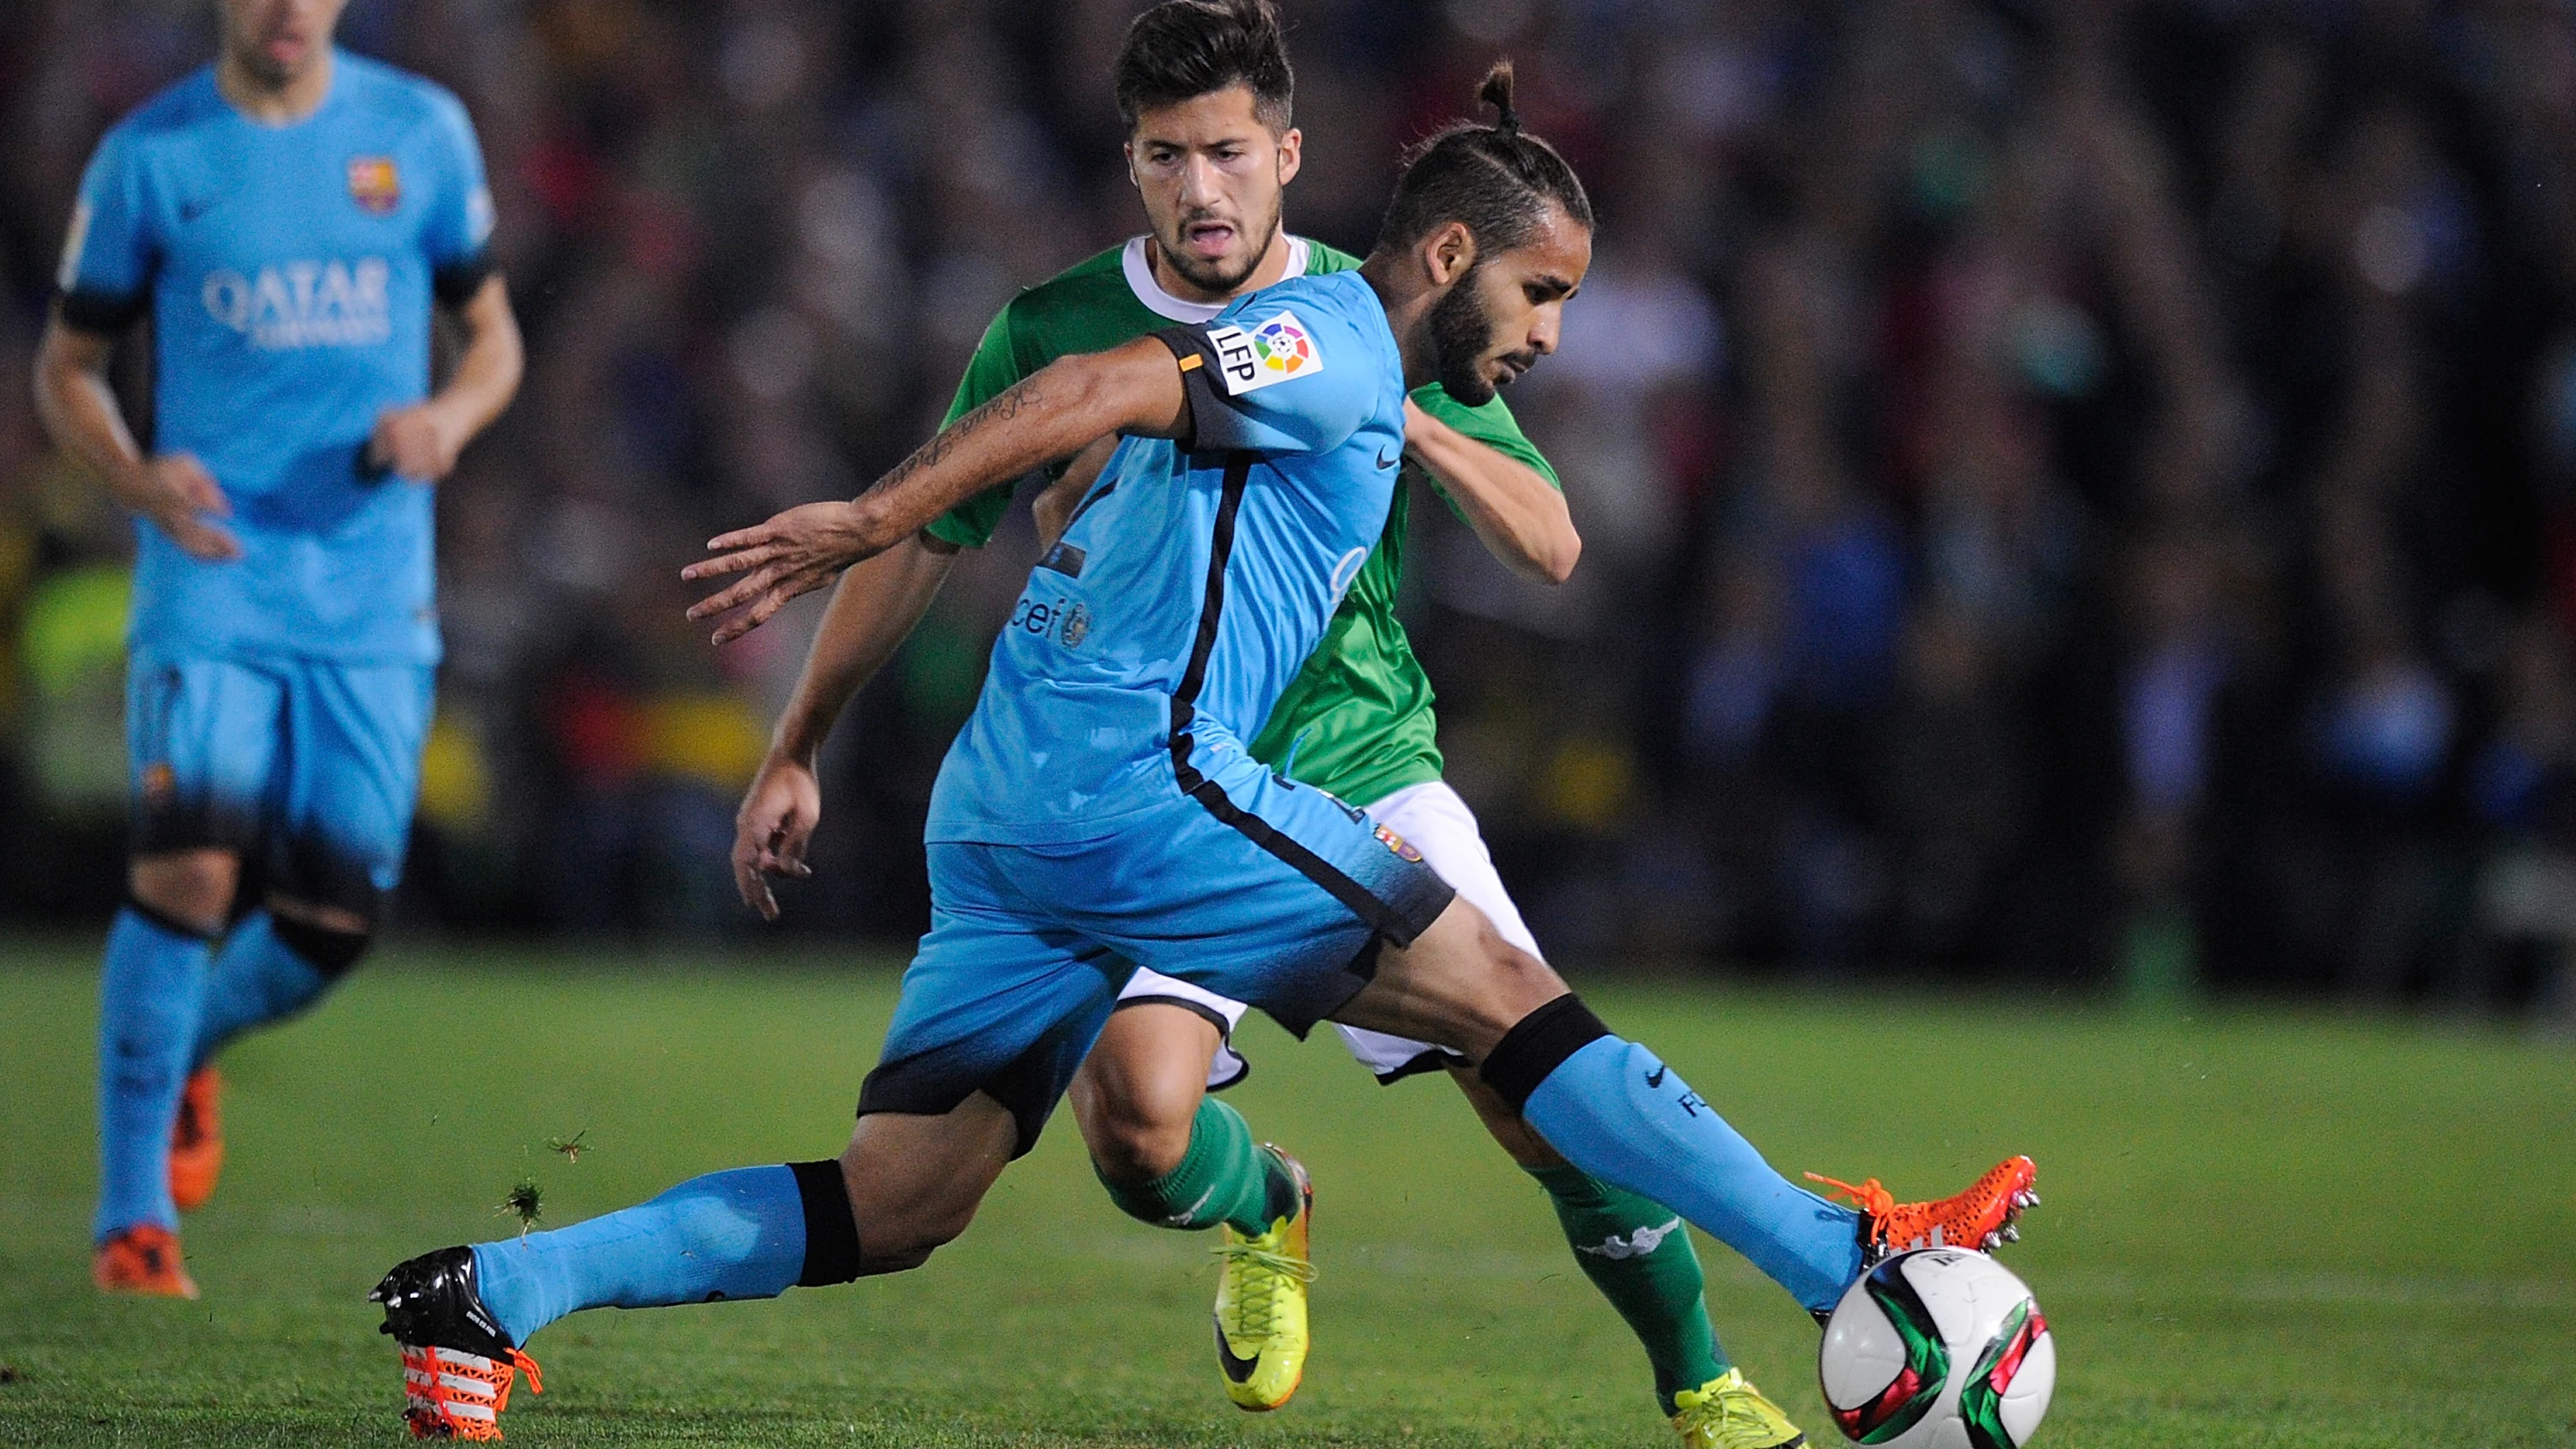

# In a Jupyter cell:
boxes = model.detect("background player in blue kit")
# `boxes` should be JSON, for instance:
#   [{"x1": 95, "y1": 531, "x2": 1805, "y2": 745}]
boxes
[
  {"x1": 33, "y1": 0, "x2": 523, "y2": 1298},
  {"x1": 367, "y1": 71, "x2": 2031, "y2": 1443}
]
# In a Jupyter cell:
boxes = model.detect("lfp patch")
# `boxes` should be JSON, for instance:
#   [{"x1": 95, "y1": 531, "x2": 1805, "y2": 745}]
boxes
[
  {"x1": 1206, "y1": 308, "x2": 1324, "y2": 395},
  {"x1": 348, "y1": 157, "x2": 401, "y2": 215}
]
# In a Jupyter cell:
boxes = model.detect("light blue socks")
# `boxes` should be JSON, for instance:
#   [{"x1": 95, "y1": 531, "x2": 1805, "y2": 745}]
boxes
[
  {"x1": 189, "y1": 912, "x2": 331, "y2": 1070},
  {"x1": 1522, "y1": 1035, "x2": 1862, "y2": 1313},
  {"x1": 470, "y1": 1164, "x2": 811, "y2": 1345},
  {"x1": 94, "y1": 907, "x2": 212, "y2": 1240}
]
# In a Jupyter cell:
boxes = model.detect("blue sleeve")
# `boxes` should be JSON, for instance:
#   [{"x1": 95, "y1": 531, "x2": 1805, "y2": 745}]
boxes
[
  {"x1": 55, "y1": 128, "x2": 155, "y2": 332},
  {"x1": 422, "y1": 88, "x2": 495, "y2": 304},
  {"x1": 1153, "y1": 291, "x2": 1376, "y2": 456}
]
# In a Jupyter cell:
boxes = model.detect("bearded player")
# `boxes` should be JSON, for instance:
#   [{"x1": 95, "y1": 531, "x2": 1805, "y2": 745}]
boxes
[
  {"x1": 733, "y1": 3, "x2": 1741, "y2": 1442},
  {"x1": 720, "y1": 6, "x2": 2032, "y2": 1446},
  {"x1": 374, "y1": 60, "x2": 2032, "y2": 1446},
  {"x1": 33, "y1": 0, "x2": 521, "y2": 1296}
]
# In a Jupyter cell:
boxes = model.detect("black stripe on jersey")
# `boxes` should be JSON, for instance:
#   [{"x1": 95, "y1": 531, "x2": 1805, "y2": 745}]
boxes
[
  {"x1": 1062, "y1": 478, "x2": 1116, "y2": 530},
  {"x1": 1165, "y1": 454, "x2": 1437, "y2": 947}
]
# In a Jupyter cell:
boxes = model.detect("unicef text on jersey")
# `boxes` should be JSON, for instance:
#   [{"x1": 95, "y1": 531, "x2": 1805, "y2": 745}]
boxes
[{"x1": 1009, "y1": 594, "x2": 1094, "y2": 649}]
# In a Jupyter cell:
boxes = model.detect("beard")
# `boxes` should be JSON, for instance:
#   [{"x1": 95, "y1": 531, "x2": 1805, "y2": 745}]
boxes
[
  {"x1": 1427, "y1": 263, "x2": 1502, "y2": 406},
  {"x1": 1158, "y1": 198, "x2": 1285, "y2": 295}
]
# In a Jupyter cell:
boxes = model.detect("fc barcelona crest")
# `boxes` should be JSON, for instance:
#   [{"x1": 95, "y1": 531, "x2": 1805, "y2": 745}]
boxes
[{"x1": 348, "y1": 156, "x2": 400, "y2": 215}]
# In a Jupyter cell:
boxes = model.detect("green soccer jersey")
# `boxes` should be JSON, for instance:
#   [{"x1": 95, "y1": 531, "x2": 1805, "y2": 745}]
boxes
[{"x1": 927, "y1": 236, "x2": 1560, "y2": 808}]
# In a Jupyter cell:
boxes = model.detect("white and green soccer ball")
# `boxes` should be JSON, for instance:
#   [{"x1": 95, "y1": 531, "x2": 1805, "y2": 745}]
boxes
[{"x1": 1817, "y1": 1247, "x2": 2056, "y2": 1449}]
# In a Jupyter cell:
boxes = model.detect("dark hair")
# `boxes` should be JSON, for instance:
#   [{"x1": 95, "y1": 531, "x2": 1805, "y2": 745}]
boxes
[
  {"x1": 1113, "y1": 0, "x2": 1295, "y2": 134},
  {"x1": 1376, "y1": 61, "x2": 1593, "y2": 256}
]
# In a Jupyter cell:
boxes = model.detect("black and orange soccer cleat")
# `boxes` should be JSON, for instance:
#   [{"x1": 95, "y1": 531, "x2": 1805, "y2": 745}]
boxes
[
  {"x1": 169, "y1": 1066, "x2": 224, "y2": 1213},
  {"x1": 370, "y1": 1246, "x2": 543, "y2": 1440},
  {"x1": 1807, "y1": 1155, "x2": 2039, "y2": 1268},
  {"x1": 93, "y1": 1223, "x2": 199, "y2": 1299}
]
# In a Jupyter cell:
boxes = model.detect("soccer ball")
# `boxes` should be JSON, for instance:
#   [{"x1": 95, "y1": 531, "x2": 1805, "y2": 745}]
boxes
[{"x1": 1817, "y1": 1248, "x2": 2055, "y2": 1448}]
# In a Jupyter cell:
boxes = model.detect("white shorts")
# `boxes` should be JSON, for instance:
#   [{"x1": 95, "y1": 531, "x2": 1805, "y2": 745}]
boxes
[{"x1": 1112, "y1": 779, "x2": 1542, "y2": 1090}]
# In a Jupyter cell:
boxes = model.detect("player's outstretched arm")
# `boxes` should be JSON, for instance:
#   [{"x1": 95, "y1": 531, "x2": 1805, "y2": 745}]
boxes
[
  {"x1": 731, "y1": 531, "x2": 960, "y2": 919},
  {"x1": 685, "y1": 334, "x2": 1188, "y2": 644},
  {"x1": 368, "y1": 276, "x2": 523, "y2": 482},
  {"x1": 1400, "y1": 397, "x2": 1580, "y2": 585},
  {"x1": 33, "y1": 313, "x2": 240, "y2": 561}
]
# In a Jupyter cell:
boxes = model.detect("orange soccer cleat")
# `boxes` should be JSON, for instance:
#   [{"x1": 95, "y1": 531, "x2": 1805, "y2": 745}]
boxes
[
  {"x1": 93, "y1": 1224, "x2": 200, "y2": 1299},
  {"x1": 1807, "y1": 1155, "x2": 2039, "y2": 1267},
  {"x1": 169, "y1": 1067, "x2": 225, "y2": 1212},
  {"x1": 373, "y1": 1246, "x2": 543, "y2": 1440},
  {"x1": 397, "y1": 1341, "x2": 544, "y2": 1441}
]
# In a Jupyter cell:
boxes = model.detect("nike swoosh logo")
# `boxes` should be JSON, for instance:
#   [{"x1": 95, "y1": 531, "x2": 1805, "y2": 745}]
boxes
[
  {"x1": 179, "y1": 197, "x2": 213, "y2": 223},
  {"x1": 1213, "y1": 1317, "x2": 1263, "y2": 1383},
  {"x1": 1644, "y1": 1064, "x2": 1668, "y2": 1088},
  {"x1": 1377, "y1": 449, "x2": 1400, "y2": 470},
  {"x1": 1576, "y1": 1217, "x2": 1685, "y2": 1260},
  {"x1": 1163, "y1": 1184, "x2": 1218, "y2": 1228}
]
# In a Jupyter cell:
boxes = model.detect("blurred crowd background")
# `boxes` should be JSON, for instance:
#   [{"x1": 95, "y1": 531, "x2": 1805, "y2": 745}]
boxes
[{"x1": 7, "y1": 0, "x2": 2576, "y2": 1020}]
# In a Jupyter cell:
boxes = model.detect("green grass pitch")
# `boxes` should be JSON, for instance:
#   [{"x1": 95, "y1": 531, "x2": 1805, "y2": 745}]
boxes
[{"x1": 2, "y1": 940, "x2": 2571, "y2": 1447}]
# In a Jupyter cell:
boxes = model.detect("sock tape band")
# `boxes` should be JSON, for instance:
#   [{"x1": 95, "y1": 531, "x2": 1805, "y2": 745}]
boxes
[
  {"x1": 789, "y1": 1159, "x2": 862, "y2": 1286},
  {"x1": 1479, "y1": 992, "x2": 1611, "y2": 1113}
]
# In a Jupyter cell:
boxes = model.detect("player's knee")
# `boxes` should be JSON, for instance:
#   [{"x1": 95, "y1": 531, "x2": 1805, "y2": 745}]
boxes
[
  {"x1": 1073, "y1": 1063, "x2": 1197, "y2": 1183},
  {"x1": 128, "y1": 851, "x2": 240, "y2": 937},
  {"x1": 1085, "y1": 1100, "x2": 1193, "y2": 1185},
  {"x1": 1069, "y1": 1010, "x2": 1209, "y2": 1184}
]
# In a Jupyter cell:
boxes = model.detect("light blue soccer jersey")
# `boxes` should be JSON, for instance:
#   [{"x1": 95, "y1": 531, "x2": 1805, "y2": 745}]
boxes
[
  {"x1": 56, "y1": 52, "x2": 495, "y2": 664},
  {"x1": 926, "y1": 269, "x2": 1410, "y2": 845}
]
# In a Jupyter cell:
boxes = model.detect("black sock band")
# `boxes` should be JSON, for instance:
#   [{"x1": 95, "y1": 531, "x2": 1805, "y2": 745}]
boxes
[
  {"x1": 789, "y1": 1159, "x2": 862, "y2": 1286},
  {"x1": 1479, "y1": 992, "x2": 1612, "y2": 1113},
  {"x1": 124, "y1": 897, "x2": 218, "y2": 943},
  {"x1": 270, "y1": 914, "x2": 370, "y2": 977}
]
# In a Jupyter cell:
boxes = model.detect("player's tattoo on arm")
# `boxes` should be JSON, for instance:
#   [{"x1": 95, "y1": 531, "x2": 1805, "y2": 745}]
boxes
[
  {"x1": 872, "y1": 377, "x2": 1045, "y2": 500},
  {"x1": 687, "y1": 338, "x2": 1177, "y2": 646}
]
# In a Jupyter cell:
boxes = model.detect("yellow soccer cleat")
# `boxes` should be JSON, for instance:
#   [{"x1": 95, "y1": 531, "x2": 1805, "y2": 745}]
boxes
[
  {"x1": 1672, "y1": 1367, "x2": 1807, "y2": 1449},
  {"x1": 1210, "y1": 1146, "x2": 1315, "y2": 1411}
]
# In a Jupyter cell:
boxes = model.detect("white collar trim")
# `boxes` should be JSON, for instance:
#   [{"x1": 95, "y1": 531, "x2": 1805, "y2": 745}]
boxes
[{"x1": 1121, "y1": 234, "x2": 1310, "y2": 322}]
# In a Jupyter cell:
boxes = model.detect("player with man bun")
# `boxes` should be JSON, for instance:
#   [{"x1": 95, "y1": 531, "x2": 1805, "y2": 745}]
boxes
[
  {"x1": 368, "y1": 55, "x2": 2033, "y2": 1448},
  {"x1": 726, "y1": 2, "x2": 1749, "y2": 1438}
]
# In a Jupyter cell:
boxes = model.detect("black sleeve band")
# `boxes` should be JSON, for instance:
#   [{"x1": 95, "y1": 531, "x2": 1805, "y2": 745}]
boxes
[
  {"x1": 56, "y1": 286, "x2": 146, "y2": 335},
  {"x1": 432, "y1": 254, "x2": 495, "y2": 307},
  {"x1": 270, "y1": 914, "x2": 372, "y2": 979},
  {"x1": 789, "y1": 1159, "x2": 863, "y2": 1286},
  {"x1": 1152, "y1": 324, "x2": 1273, "y2": 454},
  {"x1": 1478, "y1": 991, "x2": 1612, "y2": 1113}
]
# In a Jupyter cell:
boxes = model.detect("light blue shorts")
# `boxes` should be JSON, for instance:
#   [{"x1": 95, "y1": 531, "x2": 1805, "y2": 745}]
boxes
[
  {"x1": 859, "y1": 760, "x2": 1455, "y2": 1155},
  {"x1": 126, "y1": 647, "x2": 433, "y2": 919}
]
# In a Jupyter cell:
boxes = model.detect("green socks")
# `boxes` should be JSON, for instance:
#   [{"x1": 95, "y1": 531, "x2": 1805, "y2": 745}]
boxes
[
  {"x1": 1097, "y1": 1106, "x2": 1716, "y2": 1412},
  {"x1": 1530, "y1": 1163, "x2": 1727, "y2": 1415},
  {"x1": 1098, "y1": 1097, "x2": 1295, "y2": 1236}
]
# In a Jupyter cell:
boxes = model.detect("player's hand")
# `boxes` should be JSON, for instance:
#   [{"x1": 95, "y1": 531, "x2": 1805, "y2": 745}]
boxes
[
  {"x1": 683, "y1": 500, "x2": 889, "y2": 645},
  {"x1": 128, "y1": 453, "x2": 241, "y2": 561},
  {"x1": 732, "y1": 749, "x2": 823, "y2": 921},
  {"x1": 366, "y1": 403, "x2": 463, "y2": 482}
]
